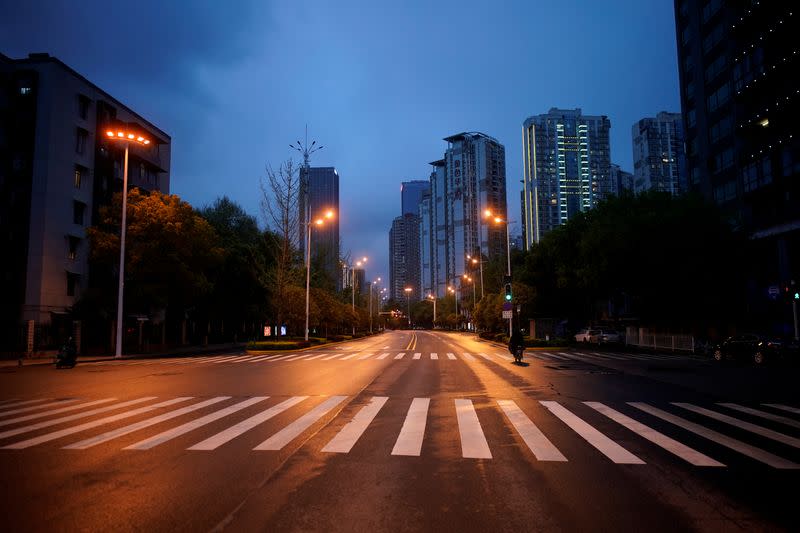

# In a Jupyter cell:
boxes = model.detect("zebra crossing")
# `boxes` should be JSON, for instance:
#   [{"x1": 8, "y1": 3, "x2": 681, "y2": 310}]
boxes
[
  {"x1": 0, "y1": 395, "x2": 798, "y2": 470},
  {"x1": 80, "y1": 349, "x2": 702, "y2": 367}
]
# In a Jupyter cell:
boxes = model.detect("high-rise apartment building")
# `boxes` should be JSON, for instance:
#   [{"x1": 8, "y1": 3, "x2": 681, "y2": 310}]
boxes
[
  {"x1": 299, "y1": 167, "x2": 340, "y2": 289},
  {"x1": 420, "y1": 132, "x2": 507, "y2": 297},
  {"x1": 400, "y1": 180, "x2": 428, "y2": 216},
  {"x1": 674, "y1": 1, "x2": 799, "y2": 328},
  {"x1": 522, "y1": 108, "x2": 612, "y2": 247},
  {"x1": 611, "y1": 164, "x2": 634, "y2": 194},
  {"x1": 0, "y1": 52, "x2": 170, "y2": 347},
  {"x1": 632, "y1": 112, "x2": 686, "y2": 194},
  {"x1": 389, "y1": 214, "x2": 420, "y2": 301}
]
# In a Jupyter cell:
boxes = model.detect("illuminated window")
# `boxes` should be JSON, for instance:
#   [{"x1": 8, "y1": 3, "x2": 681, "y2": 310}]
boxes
[
  {"x1": 74, "y1": 166, "x2": 83, "y2": 189},
  {"x1": 67, "y1": 236, "x2": 80, "y2": 260}
]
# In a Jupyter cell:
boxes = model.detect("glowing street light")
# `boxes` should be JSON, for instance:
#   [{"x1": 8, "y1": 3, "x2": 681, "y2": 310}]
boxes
[
  {"x1": 369, "y1": 276, "x2": 381, "y2": 333},
  {"x1": 466, "y1": 253, "x2": 484, "y2": 299},
  {"x1": 104, "y1": 124, "x2": 151, "y2": 358},
  {"x1": 351, "y1": 257, "x2": 368, "y2": 335},
  {"x1": 485, "y1": 209, "x2": 513, "y2": 336},
  {"x1": 426, "y1": 293, "x2": 437, "y2": 326},
  {"x1": 404, "y1": 287, "x2": 412, "y2": 328},
  {"x1": 305, "y1": 209, "x2": 335, "y2": 341}
]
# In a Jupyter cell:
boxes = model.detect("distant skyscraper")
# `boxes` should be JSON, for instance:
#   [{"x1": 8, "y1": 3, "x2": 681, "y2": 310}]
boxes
[
  {"x1": 610, "y1": 164, "x2": 634, "y2": 194},
  {"x1": 420, "y1": 132, "x2": 507, "y2": 296},
  {"x1": 522, "y1": 108, "x2": 612, "y2": 247},
  {"x1": 390, "y1": 214, "x2": 420, "y2": 301},
  {"x1": 298, "y1": 167, "x2": 340, "y2": 288},
  {"x1": 401, "y1": 180, "x2": 428, "y2": 216},
  {"x1": 632, "y1": 112, "x2": 686, "y2": 194},
  {"x1": 419, "y1": 190, "x2": 433, "y2": 297}
]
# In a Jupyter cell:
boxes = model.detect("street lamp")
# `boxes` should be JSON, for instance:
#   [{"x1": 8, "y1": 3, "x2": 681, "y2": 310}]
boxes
[
  {"x1": 448, "y1": 285, "x2": 459, "y2": 328},
  {"x1": 485, "y1": 209, "x2": 512, "y2": 336},
  {"x1": 466, "y1": 253, "x2": 485, "y2": 299},
  {"x1": 104, "y1": 125, "x2": 151, "y2": 358},
  {"x1": 351, "y1": 257, "x2": 367, "y2": 335},
  {"x1": 369, "y1": 276, "x2": 381, "y2": 334},
  {"x1": 426, "y1": 294, "x2": 437, "y2": 327},
  {"x1": 404, "y1": 287, "x2": 412, "y2": 328},
  {"x1": 305, "y1": 209, "x2": 335, "y2": 341}
]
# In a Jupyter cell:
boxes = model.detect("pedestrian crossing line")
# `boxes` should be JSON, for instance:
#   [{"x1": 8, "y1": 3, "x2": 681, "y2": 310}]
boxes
[
  {"x1": 231, "y1": 355, "x2": 272, "y2": 363},
  {"x1": 254, "y1": 396, "x2": 348, "y2": 451},
  {"x1": 495, "y1": 353, "x2": 514, "y2": 361},
  {"x1": 461, "y1": 352, "x2": 476, "y2": 361},
  {"x1": 478, "y1": 353, "x2": 493, "y2": 361},
  {"x1": 763, "y1": 404, "x2": 800, "y2": 415},
  {"x1": 718, "y1": 403, "x2": 800, "y2": 429},
  {"x1": 447, "y1": 353, "x2": 457, "y2": 360},
  {"x1": 246, "y1": 354, "x2": 289, "y2": 362},
  {"x1": 126, "y1": 397, "x2": 270, "y2": 450},
  {"x1": 672, "y1": 403, "x2": 800, "y2": 449},
  {"x1": 176, "y1": 356, "x2": 229, "y2": 365},
  {"x1": 391, "y1": 398, "x2": 429, "y2": 457},
  {"x1": 212, "y1": 355, "x2": 254, "y2": 364},
  {"x1": 284, "y1": 354, "x2": 317, "y2": 362},
  {"x1": 65, "y1": 397, "x2": 231, "y2": 449},
  {"x1": 455, "y1": 399, "x2": 492, "y2": 459},
  {"x1": 629, "y1": 403, "x2": 799, "y2": 470},
  {"x1": 268, "y1": 353, "x2": 301, "y2": 362},
  {"x1": 584, "y1": 402, "x2": 724, "y2": 467},
  {"x1": 320, "y1": 353, "x2": 345, "y2": 361},
  {"x1": 540, "y1": 401, "x2": 645, "y2": 464},
  {"x1": 588, "y1": 352, "x2": 626, "y2": 360},
  {"x1": 322, "y1": 396, "x2": 388, "y2": 453},
  {"x1": 413, "y1": 353, "x2": 422, "y2": 360},
  {"x1": 531, "y1": 353, "x2": 552, "y2": 361},
  {"x1": 337, "y1": 352, "x2": 361, "y2": 361},
  {"x1": 431, "y1": 353, "x2": 439, "y2": 360},
  {"x1": 0, "y1": 399, "x2": 50, "y2": 411},
  {"x1": 0, "y1": 399, "x2": 18, "y2": 406},
  {"x1": 188, "y1": 396, "x2": 308, "y2": 451},
  {"x1": 0, "y1": 398, "x2": 81, "y2": 418},
  {"x1": 497, "y1": 400, "x2": 567, "y2": 462},
  {"x1": 0, "y1": 399, "x2": 116, "y2": 428},
  {"x1": 0, "y1": 397, "x2": 157, "y2": 441},
  {"x1": 303, "y1": 353, "x2": 331, "y2": 361},
  {"x1": 394, "y1": 353, "x2": 406, "y2": 360},
  {"x1": 376, "y1": 352, "x2": 391, "y2": 360},
  {"x1": 2, "y1": 397, "x2": 192, "y2": 450},
  {"x1": 544, "y1": 352, "x2": 568, "y2": 360},
  {"x1": 358, "y1": 353, "x2": 374, "y2": 360}
]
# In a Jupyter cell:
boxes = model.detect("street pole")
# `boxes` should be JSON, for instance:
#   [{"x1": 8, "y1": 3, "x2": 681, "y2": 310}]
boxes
[
  {"x1": 114, "y1": 141, "x2": 129, "y2": 358},
  {"x1": 407, "y1": 293, "x2": 411, "y2": 328},
  {"x1": 793, "y1": 299, "x2": 798, "y2": 341},
  {"x1": 369, "y1": 282, "x2": 373, "y2": 334},
  {"x1": 433, "y1": 297, "x2": 436, "y2": 325},
  {"x1": 304, "y1": 222, "x2": 311, "y2": 341},
  {"x1": 505, "y1": 222, "x2": 512, "y2": 337},
  {"x1": 352, "y1": 268, "x2": 356, "y2": 336}
]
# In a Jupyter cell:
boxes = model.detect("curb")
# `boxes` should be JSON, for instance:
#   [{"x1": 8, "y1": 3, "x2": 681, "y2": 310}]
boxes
[{"x1": 245, "y1": 332, "x2": 386, "y2": 355}]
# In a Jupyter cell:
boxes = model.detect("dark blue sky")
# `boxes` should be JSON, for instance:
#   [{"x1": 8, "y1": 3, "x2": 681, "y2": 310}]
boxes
[{"x1": 1, "y1": 0, "x2": 680, "y2": 282}]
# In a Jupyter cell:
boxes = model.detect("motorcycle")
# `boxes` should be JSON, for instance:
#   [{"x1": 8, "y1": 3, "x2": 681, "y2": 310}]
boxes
[
  {"x1": 55, "y1": 340, "x2": 77, "y2": 369},
  {"x1": 513, "y1": 346, "x2": 524, "y2": 364}
]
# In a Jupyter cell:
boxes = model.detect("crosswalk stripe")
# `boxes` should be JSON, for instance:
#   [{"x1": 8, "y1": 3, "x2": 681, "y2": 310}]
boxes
[
  {"x1": 322, "y1": 397, "x2": 388, "y2": 453},
  {"x1": 303, "y1": 353, "x2": 331, "y2": 361},
  {"x1": 718, "y1": 403, "x2": 800, "y2": 429},
  {"x1": 629, "y1": 403, "x2": 799, "y2": 469},
  {"x1": 394, "y1": 353, "x2": 406, "y2": 360},
  {"x1": 231, "y1": 355, "x2": 271, "y2": 363},
  {"x1": 126, "y1": 397, "x2": 270, "y2": 450},
  {"x1": 497, "y1": 400, "x2": 566, "y2": 461},
  {"x1": 461, "y1": 352, "x2": 476, "y2": 361},
  {"x1": 584, "y1": 402, "x2": 723, "y2": 467},
  {"x1": 447, "y1": 353, "x2": 456, "y2": 360},
  {"x1": 2, "y1": 398, "x2": 192, "y2": 449},
  {"x1": 0, "y1": 399, "x2": 50, "y2": 410},
  {"x1": 0, "y1": 398, "x2": 81, "y2": 417},
  {"x1": 495, "y1": 353, "x2": 513, "y2": 361},
  {"x1": 177, "y1": 356, "x2": 228, "y2": 364},
  {"x1": 0, "y1": 397, "x2": 157, "y2": 440},
  {"x1": 358, "y1": 353, "x2": 374, "y2": 360},
  {"x1": 540, "y1": 401, "x2": 644, "y2": 464},
  {"x1": 254, "y1": 396, "x2": 348, "y2": 450},
  {"x1": 339, "y1": 353, "x2": 361, "y2": 361},
  {"x1": 478, "y1": 353, "x2": 493, "y2": 361},
  {"x1": 321, "y1": 353, "x2": 345, "y2": 360},
  {"x1": 589, "y1": 352, "x2": 625, "y2": 360},
  {"x1": 247, "y1": 354, "x2": 288, "y2": 362},
  {"x1": 212, "y1": 355, "x2": 253, "y2": 364},
  {"x1": 431, "y1": 353, "x2": 438, "y2": 360},
  {"x1": 672, "y1": 403, "x2": 800, "y2": 449},
  {"x1": 65, "y1": 397, "x2": 231, "y2": 449},
  {"x1": 392, "y1": 398, "x2": 429, "y2": 456},
  {"x1": 377, "y1": 352, "x2": 391, "y2": 360},
  {"x1": 188, "y1": 396, "x2": 308, "y2": 450},
  {"x1": 0, "y1": 399, "x2": 116, "y2": 427},
  {"x1": 268, "y1": 353, "x2": 300, "y2": 362},
  {"x1": 413, "y1": 353, "x2": 422, "y2": 360},
  {"x1": 455, "y1": 399, "x2": 492, "y2": 459},
  {"x1": 285, "y1": 353, "x2": 316, "y2": 362},
  {"x1": 763, "y1": 404, "x2": 800, "y2": 415},
  {"x1": 546, "y1": 352, "x2": 568, "y2": 360}
]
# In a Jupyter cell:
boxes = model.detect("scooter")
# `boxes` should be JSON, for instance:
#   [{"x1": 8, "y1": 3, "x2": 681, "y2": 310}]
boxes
[
  {"x1": 513, "y1": 346, "x2": 524, "y2": 364},
  {"x1": 55, "y1": 346, "x2": 77, "y2": 369}
]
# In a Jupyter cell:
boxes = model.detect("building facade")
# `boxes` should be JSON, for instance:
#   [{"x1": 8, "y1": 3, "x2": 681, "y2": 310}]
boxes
[
  {"x1": 632, "y1": 112, "x2": 686, "y2": 194},
  {"x1": 610, "y1": 164, "x2": 635, "y2": 194},
  {"x1": 0, "y1": 52, "x2": 170, "y2": 348},
  {"x1": 299, "y1": 167, "x2": 340, "y2": 289},
  {"x1": 522, "y1": 108, "x2": 612, "y2": 247},
  {"x1": 400, "y1": 180, "x2": 428, "y2": 216},
  {"x1": 389, "y1": 214, "x2": 421, "y2": 301},
  {"x1": 674, "y1": 0, "x2": 799, "y2": 332}
]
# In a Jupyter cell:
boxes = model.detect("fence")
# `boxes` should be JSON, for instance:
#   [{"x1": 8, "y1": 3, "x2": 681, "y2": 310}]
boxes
[{"x1": 625, "y1": 327, "x2": 695, "y2": 352}]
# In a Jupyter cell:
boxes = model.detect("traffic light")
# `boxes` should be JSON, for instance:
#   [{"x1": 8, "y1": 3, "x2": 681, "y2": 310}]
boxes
[
  {"x1": 792, "y1": 280, "x2": 799, "y2": 301},
  {"x1": 504, "y1": 283, "x2": 512, "y2": 301}
]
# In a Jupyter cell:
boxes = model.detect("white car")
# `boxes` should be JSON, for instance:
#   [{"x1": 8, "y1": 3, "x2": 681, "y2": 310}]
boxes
[{"x1": 574, "y1": 329, "x2": 601, "y2": 343}]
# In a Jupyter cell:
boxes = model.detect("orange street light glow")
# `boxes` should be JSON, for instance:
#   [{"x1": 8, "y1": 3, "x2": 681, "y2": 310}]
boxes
[
  {"x1": 325, "y1": 210, "x2": 334, "y2": 218},
  {"x1": 495, "y1": 217, "x2": 502, "y2": 223},
  {"x1": 117, "y1": 132, "x2": 124, "y2": 137},
  {"x1": 106, "y1": 131, "x2": 114, "y2": 137},
  {"x1": 484, "y1": 209, "x2": 492, "y2": 217}
]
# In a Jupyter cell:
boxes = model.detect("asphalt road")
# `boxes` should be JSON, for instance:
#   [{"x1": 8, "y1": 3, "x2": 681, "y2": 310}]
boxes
[{"x1": 1, "y1": 330, "x2": 798, "y2": 532}]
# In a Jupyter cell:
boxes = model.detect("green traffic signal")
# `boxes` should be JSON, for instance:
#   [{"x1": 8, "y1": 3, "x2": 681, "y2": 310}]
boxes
[{"x1": 504, "y1": 283, "x2": 512, "y2": 301}]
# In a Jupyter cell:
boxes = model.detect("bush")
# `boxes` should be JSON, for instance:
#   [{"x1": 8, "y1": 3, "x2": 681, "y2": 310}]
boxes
[
  {"x1": 247, "y1": 340, "x2": 305, "y2": 350},
  {"x1": 524, "y1": 337, "x2": 569, "y2": 347}
]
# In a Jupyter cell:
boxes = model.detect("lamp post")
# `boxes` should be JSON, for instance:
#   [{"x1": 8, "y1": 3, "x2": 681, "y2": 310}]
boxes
[
  {"x1": 351, "y1": 257, "x2": 367, "y2": 335},
  {"x1": 485, "y1": 209, "x2": 513, "y2": 336},
  {"x1": 404, "y1": 287, "x2": 412, "y2": 328},
  {"x1": 369, "y1": 277, "x2": 381, "y2": 334},
  {"x1": 448, "y1": 285, "x2": 459, "y2": 329},
  {"x1": 104, "y1": 126, "x2": 151, "y2": 358},
  {"x1": 427, "y1": 294, "x2": 437, "y2": 327},
  {"x1": 466, "y1": 253, "x2": 484, "y2": 299},
  {"x1": 305, "y1": 210, "x2": 334, "y2": 341}
]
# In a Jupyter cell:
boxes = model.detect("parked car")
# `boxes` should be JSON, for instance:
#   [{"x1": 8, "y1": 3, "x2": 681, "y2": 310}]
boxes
[
  {"x1": 598, "y1": 330, "x2": 622, "y2": 344},
  {"x1": 712, "y1": 334, "x2": 800, "y2": 365},
  {"x1": 574, "y1": 329, "x2": 601, "y2": 343}
]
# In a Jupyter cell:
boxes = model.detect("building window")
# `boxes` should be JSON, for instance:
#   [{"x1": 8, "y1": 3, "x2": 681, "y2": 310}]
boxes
[
  {"x1": 66, "y1": 273, "x2": 79, "y2": 297},
  {"x1": 74, "y1": 166, "x2": 83, "y2": 189},
  {"x1": 78, "y1": 95, "x2": 90, "y2": 120},
  {"x1": 709, "y1": 116, "x2": 732, "y2": 144},
  {"x1": 20, "y1": 86, "x2": 32, "y2": 95},
  {"x1": 687, "y1": 108, "x2": 696, "y2": 128},
  {"x1": 75, "y1": 128, "x2": 88, "y2": 155},
  {"x1": 73, "y1": 201, "x2": 85, "y2": 225},
  {"x1": 706, "y1": 83, "x2": 730, "y2": 113},
  {"x1": 67, "y1": 236, "x2": 80, "y2": 260},
  {"x1": 702, "y1": 23, "x2": 724, "y2": 55}
]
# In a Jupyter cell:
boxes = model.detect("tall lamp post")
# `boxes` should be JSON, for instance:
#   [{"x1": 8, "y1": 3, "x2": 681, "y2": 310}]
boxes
[
  {"x1": 351, "y1": 257, "x2": 367, "y2": 335},
  {"x1": 485, "y1": 209, "x2": 513, "y2": 336},
  {"x1": 427, "y1": 294, "x2": 437, "y2": 327},
  {"x1": 305, "y1": 210, "x2": 335, "y2": 341},
  {"x1": 448, "y1": 285, "x2": 459, "y2": 329},
  {"x1": 466, "y1": 254, "x2": 484, "y2": 299},
  {"x1": 104, "y1": 125, "x2": 151, "y2": 358},
  {"x1": 404, "y1": 287, "x2": 412, "y2": 328},
  {"x1": 369, "y1": 277, "x2": 381, "y2": 334}
]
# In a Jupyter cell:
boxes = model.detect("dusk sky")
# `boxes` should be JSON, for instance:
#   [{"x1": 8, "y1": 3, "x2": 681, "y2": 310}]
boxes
[{"x1": 1, "y1": 0, "x2": 680, "y2": 281}]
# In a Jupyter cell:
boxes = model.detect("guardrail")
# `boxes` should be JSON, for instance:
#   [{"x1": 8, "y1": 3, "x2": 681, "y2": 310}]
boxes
[{"x1": 625, "y1": 328, "x2": 695, "y2": 352}]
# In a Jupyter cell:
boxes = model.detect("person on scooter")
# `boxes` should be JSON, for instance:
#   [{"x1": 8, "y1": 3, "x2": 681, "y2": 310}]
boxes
[{"x1": 508, "y1": 329, "x2": 525, "y2": 361}]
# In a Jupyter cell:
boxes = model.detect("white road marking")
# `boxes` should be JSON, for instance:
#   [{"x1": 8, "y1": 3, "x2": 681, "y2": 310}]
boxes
[
  {"x1": 322, "y1": 397, "x2": 388, "y2": 453},
  {"x1": 763, "y1": 404, "x2": 800, "y2": 415},
  {"x1": 231, "y1": 355, "x2": 268, "y2": 363},
  {"x1": 302, "y1": 353, "x2": 331, "y2": 361},
  {"x1": 254, "y1": 396, "x2": 348, "y2": 450},
  {"x1": 413, "y1": 353, "x2": 422, "y2": 360},
  {"x1": 284, "y1": 353, "x2": 317, "y2": 362},
  {"x1": 391, "y1": 398, "x2": 429, "y2": 456},
  {"x1": 447, "y1": 353, "x2": 456, "y2": 360},
  {"x1": 394, "y1": 353, "x2": 406, "y2": 360},
  {"x1": 718, "y1": 403, "x2": 800, "y2": 429},
  {"x1": 629, "y1": 402, "x2": 799, "y2": 469},
  {"x1": 64, "y1": 397, "x2": 230, "y2": 449},
  {"x1": 3, "y1": 398, "x2": 191, "y2": 449},
  {"x1": 495, "y1": 353, "x2": 514, "y2": 361},
  {"x1": 0, "y1": 399, "x2": 80, "y2": 417},
  {"x1": 126, "y1": 397, "x2": 270, "y2": 450},
  {"x1": 212, "y1": 355, "x2": 254, "y2": 364},
  {"x1": 461, "y1": 353, "x2": 476, "y2": 361},
  {"x1": 376, "y1": 353, "x2": 391, "y2": 360},
  {"x1": 268, "y1": 353, "x2": 300, "y2": 362},
  {"x1": 0, "y1": 399, "x2": 116, "y2": 427},
  {"x1": 672, "y1": 403, "x2": 800, "y2": 449},
  {"x1": 321, "y1": 353, "x2": 345, "y2": 360},
  {"x1": 358, "y1": 353, "x2": 374, "y2": 360},
  {"x1": 497, "y1": 400, "x2": 566, "y2": 461},
  {"x1": 339, "y1": 353, "x2": 361, "y2": 360},
  {"x1": 478, "y1": 353, "x2": 493, "y2": 361},
  {"x1": 540, "y1": 401, "x2": 644, "y2": 464},
  {"x1": 455, "y1": 399, "x2": 492, "y2": 459},
  {"x1": 246, "y1": 354, "x2": 289, "y2": 362},
  {"x1": 430, "y1": 353, "x2": 438, "y2": 360},
  {"x1": 188, "y1": 396, "x2": 308, "y2": 450},
  {"x1": 585, "y1": 402, "x2": 724, "y2": 467},
  {"x1": 0, "y1": 399, "x2": 50, "y2": 410}
]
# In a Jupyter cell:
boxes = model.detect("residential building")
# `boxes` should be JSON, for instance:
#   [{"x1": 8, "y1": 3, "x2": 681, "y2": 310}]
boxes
[
  {"x1": 419, "y1": 190, "x2": 433, "y2": 297},
  {"x1": 611, "y1": 164, "x2": 635, "y2": 194},
  {"x1": 401, "y1": 180, "x2": 428, "y2": 216},
  {"x1": 632, "y1": 112, "x2": 686, "y2": 194},
  {"x1": 299, "y1": 167, "x2": 340, "y2": 289},
  {"x1": 390, "y1": 214, "x2": 420, "y2": 301},
  {"x1": 522, "y1": 108, "x2": 612, "y2": 248},
  {"x1": 674, "y1": 0, "x2": 799, "y2": 331},
  {"x1": 0, "y1": 52, "x2": 170, "y2": 350}
]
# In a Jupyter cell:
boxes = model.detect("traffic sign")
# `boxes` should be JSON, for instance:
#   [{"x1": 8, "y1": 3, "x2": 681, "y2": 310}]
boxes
[
  {"x1": 502, "y1": 310, "x2": 513, "y2": 319},
  {"x1": 502, "y1": 302, "x2": 512, "y2": 311}
]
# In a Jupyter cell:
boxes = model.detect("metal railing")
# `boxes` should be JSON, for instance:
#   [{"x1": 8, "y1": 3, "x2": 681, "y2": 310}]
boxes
[{"x1": 625, "y1": 327, "x2": 695, "y2": 352}]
